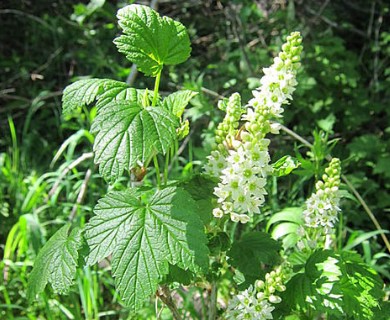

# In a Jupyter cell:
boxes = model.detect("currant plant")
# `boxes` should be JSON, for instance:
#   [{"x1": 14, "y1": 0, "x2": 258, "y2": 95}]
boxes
[
  {"x1": 28, "y1": 4, "x2": 209, "y2": 312},
  {"x1": 27, "y1": 4, "x2": 386, "y2": 319}
]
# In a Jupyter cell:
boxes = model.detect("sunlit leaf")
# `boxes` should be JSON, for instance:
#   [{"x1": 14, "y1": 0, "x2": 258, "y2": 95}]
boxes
[
  {"x1": 84, "y1": 187, "x2": 208, "y2": 310},
  {"x1": 114, "y1": 4, "x2": 191, "y2": 76},
  {"x1": 91, "y1": 101, "x2": 178, "y2": 182},
  {"x1": 27, "y1": 224, "x2": 81, "y2": 301}
]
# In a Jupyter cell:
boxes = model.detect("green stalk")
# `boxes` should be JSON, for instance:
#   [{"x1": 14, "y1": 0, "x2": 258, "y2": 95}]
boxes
[
  {"x1": 8, "y1": 116, "x2": 18, "y2": 172},
  {"x1": 153, "y1": 155, "x2": 161, "y2": 187},
  {"x1": 151, "y1": 70, "x2": 164, "y2": 187},
  {"x1": 152, "y1": 69, "x2": 162, "y2": 107},
  {"x1": 1, "y1": 285, "x2": 14, "y2": 320},
  {"x1": 164, "y1": 148, "x2": 170, "y2": 186},
  {"x1": 188, "y1": 140, "x2": 193, "y2": 175},
  {"x1": 337, "y1": 210, "x2": 344, "y2": 250},
  {"x1": 43, "y1": 292, "x2": 54, "y2": 320}
]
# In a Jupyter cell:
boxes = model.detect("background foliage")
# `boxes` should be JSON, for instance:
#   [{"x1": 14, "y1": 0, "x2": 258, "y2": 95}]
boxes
[{"x1": 1, "y1": 0, "x2": 389, "y2": 318}]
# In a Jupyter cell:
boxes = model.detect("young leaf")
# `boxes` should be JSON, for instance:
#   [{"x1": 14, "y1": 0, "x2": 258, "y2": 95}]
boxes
[
  {"x1": 114, "y1": 4, "x2": 191, "y2": 76},
  {"x1": 266, "y1": 207, "x2": 303, "y2": 249},
  {"x1": 272, "y1": 155, "x2": 300, "y2": 177},
  {"x1": 27, "y1": 224, "x2": 81, "y2": 301},
  {"x1": 162, "y1": 90, "x2": 198, "y2": 117},
  {"x1": 91, "y1": 101, "x2": 179, "y2": 182},
  {"x1": 62, "y1": 78, "x2": 130, "y2": 115},
  {"x1": 227, "y1": 231, "x2": 281, "y2": 284},
  {"x1": 84, "y1": 186, "x2": 209, "y2": 310}
]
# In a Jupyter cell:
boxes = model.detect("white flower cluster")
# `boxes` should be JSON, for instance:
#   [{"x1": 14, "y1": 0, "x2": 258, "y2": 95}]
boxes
[
  {"x1": 225, "y1": 264, "x2": 290, "y2": 320},
  {"x1": 226, "y1": 285, "x2": 275, "y2": 320},
  {"x1": 246, "y1": 37, "x2": 301, "y2": 120},
  {"x1": 206, "y1": 32, "x2": 303, "y2": 223},
  {"x1": 212, "y1": 140, "x2": 271, "y2": 223},
  {"x1": 299, "y1": 158, "x2": 342, "y2": 249},
  {"x1": 204, "y1": 149, "x2": 228, "y2": 180}
]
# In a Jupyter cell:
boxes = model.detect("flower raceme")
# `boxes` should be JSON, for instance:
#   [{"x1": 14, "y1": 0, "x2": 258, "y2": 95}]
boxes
[
  {"x1": 204, "y1": 32, "x2": 303, "y2": 223},
  {"x1": 226, "y1": 264, "x2": 291, "y2": 319},
  {"x1": 298, "y1": 158, "x2": 342, "y2": 249}
]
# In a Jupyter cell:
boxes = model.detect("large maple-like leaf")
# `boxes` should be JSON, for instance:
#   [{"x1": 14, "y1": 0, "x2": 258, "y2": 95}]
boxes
[
  {"x1": 84, "y1": 186, "x2": 208, "y2": 310},
  {"x1": 90, "y1": 101, "x2": 178, "y2": 182}
]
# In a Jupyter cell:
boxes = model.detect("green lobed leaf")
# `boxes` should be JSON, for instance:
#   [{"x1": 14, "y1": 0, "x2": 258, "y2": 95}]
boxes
[
  {"x1": 91, "y1": 101, "x2": 179, "y2": 182},
  {"x1": 27, "y1": 224, "x2": 81, "y2": 301},
  {"x1": 84, "y1": 186, "x2": 209, "y2": 310},
  {"x1": 283, "y1": 250, "x2": 384, "y2": 319},
  {"x1": 163, "y1": 264, "x2": 194, "y2": 286},
  {"x1": 62, "y1": 78, "x2": 131, "y2": 115},
  {"x1": 373, "y1": 301, "x2": 390, "y2": 320},
  {"x1": 227, "y1": 231, "x2": 281, "y2": 284},
  {"x1": 179, "y1": 175, "x2": 215, "y2": 224},
  {"x1": 337, "y1": 251, "x2": 384, "y2": 319},
  {"x1": 208, "y1": 232, "x2": 231, "y2": 256},
  {"x1": 162, "y1": 90, "x2": 198, "y2": 117},
  {"x1": 114, "y1": 4, "x2": 191, "y2": 76}
]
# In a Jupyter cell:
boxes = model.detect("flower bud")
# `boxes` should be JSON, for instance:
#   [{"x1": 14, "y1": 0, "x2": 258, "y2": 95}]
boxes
[
  {"x1": 276, "y1": 284, "x2": 286, "y2": 292},
  {"x1": 255, "y1": 280, "x2": 265, "y2": 289},
  {"x1": 269, "y1": 295, "x2": 282, "y2": 304},
  {"x1": 256, "y1": 292, "x2": 265, "y2": 300}
]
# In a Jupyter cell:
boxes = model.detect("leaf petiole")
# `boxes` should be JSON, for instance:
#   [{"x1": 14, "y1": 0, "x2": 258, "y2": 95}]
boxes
[
  {"x1": 163, "y1": 148, "x2": 170, "y2": 186},
  {"x1": 152, "y1": 69, "x2": 162, "y2": 106},
  {"x1": 153, "y1": 154, "x2": 161, "y2": 187}
]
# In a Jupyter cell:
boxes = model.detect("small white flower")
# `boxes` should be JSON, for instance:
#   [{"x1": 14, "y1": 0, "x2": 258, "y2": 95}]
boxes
[
  {"x1": 222, "y1": 201, "x2": 234, "y2": 213},
  {"x1": 230, "y1": 212, "x2": 241, "y2": 222},
  {"x1": 247, "y1": 196, "x2": 264, "y2": 214},
  {"x1": 238, "y1": 214, "x2": 250, "y2": 224},
  {"x1": 212, "y1": 208, "x2": 224, "y2": 218},
  {"x1": 270, "y1": 122, "x2": 281, "y2": 134},
  {"x1": 228, "y1": 149, "x2": 246, "y2": 165},
  {"x1": 204, "y1": 150, "x2": 227, "y2": 178},
  {"x1": 242, "y1": 107, "x2": 257, "y2": 122},
  {"x1": 214, "y1": 184, "x2": 229, "y2": 203}
]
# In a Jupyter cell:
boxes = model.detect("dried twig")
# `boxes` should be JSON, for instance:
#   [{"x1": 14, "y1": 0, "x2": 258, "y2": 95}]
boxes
[
  {"x1": 208, "y1": 281, "x2": 217, "y2": 320},
  {"x1": 305, "y1": 5, "x2": 367, "y2": 38},
  {"x1": 48, "y1": 152, "x2": 94, "y2": 198},
  {"x1": 69, "y1": 168, "x2": 92, "y2": 221},
  {"x1": 157, "y1": 286, "x2": 183, "y2": 320},
  {"x1": 226, "y1": 4, "x2": 255, "y2": 75}
]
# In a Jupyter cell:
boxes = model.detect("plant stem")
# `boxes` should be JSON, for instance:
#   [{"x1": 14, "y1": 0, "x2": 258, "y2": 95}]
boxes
[
  {"x1": 157, "y1": 285, "x2": 182, "y2": 320},
  {"x1": 163, "y1": 148, "x2": 170, "y2": 186},
  {"x1": 208, "y1": 281, "x2": 217, "y2": 320},
  {"x1": 153, "y1": 155, "x2": 161, "y2": 187},
  {"x1": 152, "y1": 69, "x2": 162, "y2": 106},
  {"x1": 1, "y1": 284, "x2": 14, "y2": 320}
]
